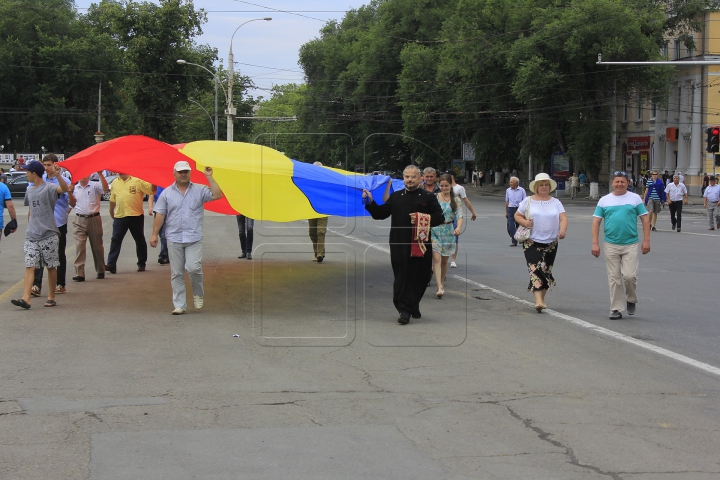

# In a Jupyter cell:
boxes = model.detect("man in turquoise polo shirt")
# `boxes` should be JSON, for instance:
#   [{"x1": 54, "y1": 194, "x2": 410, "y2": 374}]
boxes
[{"x1": 591, "y1": 171, "x2": 651, "y2": 320}]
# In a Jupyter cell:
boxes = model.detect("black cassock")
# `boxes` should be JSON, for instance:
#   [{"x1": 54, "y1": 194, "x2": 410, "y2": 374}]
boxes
[{"x1": 366, "y1": 188, "x2": 444, "y2": 316}]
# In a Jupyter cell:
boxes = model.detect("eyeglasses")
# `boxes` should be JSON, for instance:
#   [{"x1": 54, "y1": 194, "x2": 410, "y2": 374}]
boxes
[{"x1": 613, "y1": 171, "x2": 628, "y2": 177}]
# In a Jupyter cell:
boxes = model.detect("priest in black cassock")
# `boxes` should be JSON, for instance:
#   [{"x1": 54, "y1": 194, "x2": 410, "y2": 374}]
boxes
[{"x1": 363, "y1": 165, "x2": 445, "y2": 324}]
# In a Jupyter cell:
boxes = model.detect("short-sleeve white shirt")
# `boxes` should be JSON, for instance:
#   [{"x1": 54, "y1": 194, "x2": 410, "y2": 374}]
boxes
[
  {"x1": 517, "y1": 197, "x2": 566, "y2": 243},
  {"x1": 452, "y1": 184, "x2": 466, "y2": 199}
]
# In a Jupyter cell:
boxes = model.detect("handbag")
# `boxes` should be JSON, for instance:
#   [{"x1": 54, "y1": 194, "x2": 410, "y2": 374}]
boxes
[{"x1": 513, "y1": 197, "x2": 532, "y2": 243}]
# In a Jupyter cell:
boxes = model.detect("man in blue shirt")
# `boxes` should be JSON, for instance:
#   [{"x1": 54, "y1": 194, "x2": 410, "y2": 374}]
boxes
[
  {"x1": 505, "y1": 177, "x2": 527, "y2": 246},
  {"x1": 643, "y1": 171, "x2": 666, "y2": 232},
  {"x1": 0, "y1": 179, "x2": 17, "y2": 253},
  {"x1": 150, "y1": 161, "x2": 222, "y2": 315}
]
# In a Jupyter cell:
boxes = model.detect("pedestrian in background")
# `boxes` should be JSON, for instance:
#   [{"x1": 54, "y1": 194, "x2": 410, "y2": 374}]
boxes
[
  {"x1": 505, "y1": 176, "x2": 527, "y2": 247},
  {"x1": 569, "y1": 172, "x2": 579, "y2": 199},
  {"x1": 431, "y1": 174, "x2": 463, "y2": 298},
  {"x1": 703, "y1": 176, "x2": 720, "y2": 230},
  {"x1": 307, "y1": 161, "x2": 328, "y2": 263},
  {"x1": 702, "y1": 173, "x2": 710, "y2": 195},
  {"x1": 664, "y1": 175, "x2": 688, "y2": 232},
  {"x1": 0, "y1": 173, "x2": 17, "y2": 253},
  {"x1": 149, "y1": 186, "x2": 169, "y2": 264},
  {"x1": 150, "y1": 161, "x2": 223, "y2": 315},
  {"x1": 514, "y1": 173, "x2": 567, "y2": 313},
  {"x1": 644, "y1": 171, "x2": 665, "y2": 232},
  {"x1": 450, "y1": 174, "x2": 476, "y2": 267},
  {"x1": 236, "y1": 214, "x2": 254, "y2": 260},
  {"x1": 592, "y1": 171, "x2": 650, "y2": 320}
]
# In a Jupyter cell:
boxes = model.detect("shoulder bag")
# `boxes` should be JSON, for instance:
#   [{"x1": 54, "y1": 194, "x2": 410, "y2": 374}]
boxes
[{"x1": 513, "y1": 197, "x2": 532, "y2": 243}]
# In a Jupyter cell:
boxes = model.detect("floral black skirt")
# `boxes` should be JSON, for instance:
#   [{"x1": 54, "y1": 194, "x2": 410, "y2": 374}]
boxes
[{"x1": 522, "y1": 239, "x2": 558, "y2": 291}]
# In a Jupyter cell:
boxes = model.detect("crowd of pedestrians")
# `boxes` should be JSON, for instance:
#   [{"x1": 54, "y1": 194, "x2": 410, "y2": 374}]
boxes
[{"x1": 2, "y1": 158, "x2": 715, "y2": 326}]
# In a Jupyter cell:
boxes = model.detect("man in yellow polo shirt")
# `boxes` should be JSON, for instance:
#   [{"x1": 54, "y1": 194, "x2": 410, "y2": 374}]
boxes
[{"x1": 105, "y1": 174, "x2": 155, "y2": 273}]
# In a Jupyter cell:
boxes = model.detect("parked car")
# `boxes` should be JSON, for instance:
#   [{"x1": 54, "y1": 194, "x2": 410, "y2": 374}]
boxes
[
  {"x1": 4, "y1": 171, "x2": 26, "y2": 183},
  {"x1": 7, "y1": 175, "x2": 29, "y2": 197},
  {"x1": 96, "y1": 174, "x2": 118, "y2": 201}
]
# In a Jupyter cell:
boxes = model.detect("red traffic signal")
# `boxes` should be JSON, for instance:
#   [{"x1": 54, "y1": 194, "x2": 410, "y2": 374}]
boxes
[{"x1": 707, "y1": 127, "x2": 720, "y2": 153}]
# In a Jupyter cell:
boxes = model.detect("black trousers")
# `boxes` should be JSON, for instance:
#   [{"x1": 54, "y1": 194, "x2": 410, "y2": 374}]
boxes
[
  {"x1": 107, "y1": 215, "x2": 147, "y2": 267},
  {"x1": 669, "y1": 201, "x2": 683, "y2": 229},
  {"x1": 34, "y1": 224, "x2": 67, "y2": 290}
]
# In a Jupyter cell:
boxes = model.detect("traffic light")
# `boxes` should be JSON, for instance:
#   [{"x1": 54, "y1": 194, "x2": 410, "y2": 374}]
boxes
[{"x1": 706, "y1": 126, "x2": 720, "y2": 153}]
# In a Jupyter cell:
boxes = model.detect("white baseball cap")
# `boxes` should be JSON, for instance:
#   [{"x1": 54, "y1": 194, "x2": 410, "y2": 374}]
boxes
[{"x1": 174, "y1": 161, "x2": 191, "y2": 172}]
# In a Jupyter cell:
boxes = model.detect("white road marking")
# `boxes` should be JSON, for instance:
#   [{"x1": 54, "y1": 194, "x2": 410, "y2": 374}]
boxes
[{"x1": 334, "y1": 229, "x2": 720, "y2": 378}]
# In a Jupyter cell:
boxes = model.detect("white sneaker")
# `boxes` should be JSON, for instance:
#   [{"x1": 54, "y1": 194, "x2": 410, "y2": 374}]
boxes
[
  {"x1": 193, "y1": 295, "x2": 203, "y2": 309},
  {"x1": 171, "y1": 307, "x2": 186, "y2": 315},
  {"x1": 450, "y1": 262, "x2": 457, "y2": 268}
]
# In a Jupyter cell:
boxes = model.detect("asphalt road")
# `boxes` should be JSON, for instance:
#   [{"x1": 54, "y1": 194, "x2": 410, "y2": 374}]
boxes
[{"x1": 1, "y1": 193, "x2": 719, "y2": 480}]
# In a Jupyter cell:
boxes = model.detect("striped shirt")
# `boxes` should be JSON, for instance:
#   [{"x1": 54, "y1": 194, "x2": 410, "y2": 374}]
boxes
[
  {"x1": 154, "y1": 182, "x2": 215, "y2": 243},
  {"x1": 646, "y1": 179, "x2": 661, "y2": 200}
]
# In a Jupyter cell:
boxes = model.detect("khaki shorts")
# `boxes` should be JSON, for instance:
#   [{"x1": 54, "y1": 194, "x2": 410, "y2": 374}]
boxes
[{"x1": 648, "y1": 199, "x2": 662, "y2": 214}]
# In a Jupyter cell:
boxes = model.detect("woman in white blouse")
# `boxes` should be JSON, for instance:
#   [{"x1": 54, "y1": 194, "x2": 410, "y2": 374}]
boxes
[{"x1": 514, "y1": 173, "x2": 568, "y2": 312}]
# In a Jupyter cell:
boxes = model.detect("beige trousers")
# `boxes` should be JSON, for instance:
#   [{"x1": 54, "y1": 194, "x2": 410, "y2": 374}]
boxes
[
  {"x1": 603, "y1": 242, "x2": 638, "y2": 313},
  {"x1": 73, "y1": 215, "x2": 105, "y2": 277},
  {"x1": 308, "y1": 217, "x2": 328, "y2": 258}
]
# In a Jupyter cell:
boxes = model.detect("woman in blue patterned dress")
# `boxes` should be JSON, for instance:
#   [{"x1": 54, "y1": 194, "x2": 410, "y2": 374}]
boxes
[{"x1": 431, "y1": 174, "x2": 463, "y2": 298}]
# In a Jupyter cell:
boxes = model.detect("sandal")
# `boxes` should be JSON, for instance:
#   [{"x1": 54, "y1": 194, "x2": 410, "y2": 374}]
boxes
[
  {"x1": 11, "y1": 298, "x2": 31, "y2": 309},
  {"x1": 30, "y1": 285, "x2": 41, "y2": 297},
  {"x1": 44, "y1": 300, "x2": 57, "y2": 308},
  {"x1": 535, "y1": 304, "x2": 543, "y2": 313},
  {"x1": 436, "y1": 287, "x2": 445, "y2": 299}
]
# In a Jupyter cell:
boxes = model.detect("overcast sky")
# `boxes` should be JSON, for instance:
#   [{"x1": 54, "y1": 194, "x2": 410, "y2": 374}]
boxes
[{"x1": 74, "y1": 0, "x2": 366, "y2": 98}]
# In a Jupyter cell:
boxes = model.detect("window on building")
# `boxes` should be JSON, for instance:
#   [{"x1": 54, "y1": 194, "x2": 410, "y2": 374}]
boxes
[
  {"x1": 636, "y1": 98, "x2": 642, "y2": 120},
  {"x1": 623, "y1": 100, "x2": 628, "y2": 121},
  {"x1": 675, "y1": 39, "x2": 682, "y2": 60},
  {"x1": 676, "y1": 86, "x2": 682, "y2": 117},
  {"x1": 651, "y1": 102, "x2": 657, "y2": 120},
  {"x1": 662, "y1": 41, "x2": 669, "y2": 58}
]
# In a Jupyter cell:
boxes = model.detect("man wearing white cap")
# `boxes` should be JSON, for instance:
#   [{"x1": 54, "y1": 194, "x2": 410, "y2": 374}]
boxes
[{"x1": 150, "y1": 161, "x2": 223, "y2": 315}]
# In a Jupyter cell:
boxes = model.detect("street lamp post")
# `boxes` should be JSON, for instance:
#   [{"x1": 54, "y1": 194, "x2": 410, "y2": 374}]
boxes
[
  {"x1": 227, "y1": 17, "x2": 271, "y2": 142},
  {"x1": 177, "y1": 59, "x2": 229, "y2": 141}
]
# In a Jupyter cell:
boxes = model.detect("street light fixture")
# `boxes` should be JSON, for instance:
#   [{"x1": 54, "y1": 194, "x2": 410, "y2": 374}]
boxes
[
  {"x1": 227, "y1": 17, "x2": 272, "y2": 142},
  {"x1": 177, "y1": 59, "x2": 228, "y2": 141}
]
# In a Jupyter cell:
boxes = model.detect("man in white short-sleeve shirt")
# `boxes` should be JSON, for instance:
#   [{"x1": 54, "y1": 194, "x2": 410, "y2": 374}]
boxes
[{"x1": 591, "y1": 172, "x2": 650, "y2": 320}]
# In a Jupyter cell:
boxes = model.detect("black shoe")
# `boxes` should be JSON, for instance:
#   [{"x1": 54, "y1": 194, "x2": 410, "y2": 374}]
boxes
[
  {"x1": 96, "y1": 273, "x2": 105, "y2": 279},
  {"x1": 609, "y1": 310, "x2": 622, "y2": 320},
  {"x1": 627, "y1": 302, "x2": 636, "y2": 315},
  {"x1": 72, "y1": 276, "x2": 85, "y2": 282},
  {"x1": 398, "y1": 311, "x2": 411, "y2": 325},
  {"x1": 238, "y1": 253, "x2": 247, "y2": 259},
  {"x1": 677, "y1": 229, "x2": 680, "y2": 232},
  {"x1": 316, "y1": 255, "x2": 323, "y2": 263},
  {"x1": 411, "y1": 312, "x2": 421, "y2": 319},
  {"x1": 651, "y1": 226, "x2": 657, "y2": 231},
  {"x1": 672, "y1": 224, "x2": 676, "y2": 230},
  {"x1": 137, "y1": 265, "x2": 146, "y2": 272},
  {"x1": 247, "y1": 253, "x2": 252, "y2": 260},
  {"x1": 158, "y1": 256, "x2": 169, "y2": 264},
  {"x1": 105, "y1": 264, "x2": 116, "y2": 274}
]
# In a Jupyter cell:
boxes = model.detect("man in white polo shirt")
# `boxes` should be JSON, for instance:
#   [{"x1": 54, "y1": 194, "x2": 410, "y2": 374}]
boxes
[
  {"x1": 664, "y1": 174, "x2": 688, "y2": 232},
  {"x1": 69, "y1": 172, "x2": 110, "y2": 280},
  {"x1": 704, "y1": 176, "x2": 720, "y2": 230},
  {"x1": 591, "y1": 171, "x2": 650, "y2": 320}
]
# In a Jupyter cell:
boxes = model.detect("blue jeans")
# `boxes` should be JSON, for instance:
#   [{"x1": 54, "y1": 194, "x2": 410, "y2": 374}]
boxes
[
  {"x1": 236, "y1": 215, "x2": 254, "y2": 254},
  {"x1": 154, "y1": 213, "x2": 168, "y2": 258},
  {"x1": 507, "y1": 206, "x2": 519, "y2": 245}
]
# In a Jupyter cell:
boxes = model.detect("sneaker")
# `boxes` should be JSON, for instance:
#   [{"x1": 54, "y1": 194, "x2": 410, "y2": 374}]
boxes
[
  {"x1": 450, "y1": 262, "x2": 457, "y2": 268},
  {"x1": 31, "y1": 285, "x2": 41, "y2": 297},
  {"x1": 316, "y1": 256, "x2": 323, "y2": 263},
  {"x1": 55, "y1": 285, "x2": 66, "y2": 294},
  {"x1": 651, "y1": 226, "x2": 657, "y2": 232},
  {"x1": 193, "y1": 295, "x2": 203, "y2": 309},
  {"x1": 609, "y1": 310, "x2": 622, "y2": 320},
  {"x1": 247, "y1": 253, "x2": 252, "y2": 260},
  {"x1": 677, "y1": 229, "x2": 681, "y2": 232},
  {"x1": 672, "y1": 224, "x2": 676, "y2": 230},
  {"x1": 171, "y1": 308, "x2": 186, "y2": 315},
  {"x1": 627, "y1": 302, "x2": 636, "y2": 315},
  {"x1": 238, "y1": 253, "x2": 247, "y2": 259}
]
